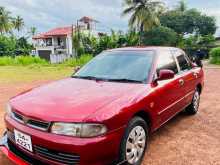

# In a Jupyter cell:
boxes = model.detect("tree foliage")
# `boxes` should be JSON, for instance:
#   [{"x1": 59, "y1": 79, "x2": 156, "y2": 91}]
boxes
[
  {"x1": 0, "y1": 6, "x2": 12, "y2": 34},
  {"x1": 210, "y1": 47, "x2": 220, "y2": 64},
  {"x1": 122, "y1": 0, "x2": 164, "y2": 32},
  {"x1": 160, "y1": 8, "x2": 217, "y2": 35},
  {"x1": 12, "y1": 15, "x2": 24, "y2": 32},
  {"x1": 142, "y1": 26, "x2": 177, "y2": 46},
  {"x1": 79, "y1": 30, "x2": 139, "y2": 55},
  {"x1": 0, "y1": 35, "x2": 32, "y2": 56}
]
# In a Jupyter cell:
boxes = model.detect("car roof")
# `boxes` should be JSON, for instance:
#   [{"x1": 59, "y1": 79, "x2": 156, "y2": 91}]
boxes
[{"x1": 106, "y1": 46, "x2": 181, "y2": 52}]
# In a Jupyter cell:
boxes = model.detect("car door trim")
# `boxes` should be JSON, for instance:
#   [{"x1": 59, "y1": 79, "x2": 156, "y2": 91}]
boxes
[{"x1": 158, "y1": 90, "x2": 195, "y2": 115}]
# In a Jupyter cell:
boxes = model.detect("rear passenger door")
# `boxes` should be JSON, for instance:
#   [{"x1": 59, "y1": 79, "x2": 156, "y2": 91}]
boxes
[{"x1": 174, "y1": 50, "x2": 197, "y2": 106}]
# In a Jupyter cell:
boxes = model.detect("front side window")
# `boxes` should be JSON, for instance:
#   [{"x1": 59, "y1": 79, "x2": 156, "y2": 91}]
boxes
[
  {"x1": 157, "y1": 50, "x2": 178, "y2": 75},
  {"x1": 176, "y1": 53, "x2": 191, "y2": 71},
  {"x1": 74, "y1": 51, "x2": 154, "y2": 83}
]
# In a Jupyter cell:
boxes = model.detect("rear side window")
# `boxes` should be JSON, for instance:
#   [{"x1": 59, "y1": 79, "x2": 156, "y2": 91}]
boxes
[
  {"x1": 176, "y1": 54, "x2": 191, "y2": 71},
  {"x1": 157, "y1": 50, "x2": 178, "y2": 75}
]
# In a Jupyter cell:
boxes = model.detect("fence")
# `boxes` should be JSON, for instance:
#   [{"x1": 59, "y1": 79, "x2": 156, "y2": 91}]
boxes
[{"x1": 50, "y1": 54, "x2": 71, "y2": 64}]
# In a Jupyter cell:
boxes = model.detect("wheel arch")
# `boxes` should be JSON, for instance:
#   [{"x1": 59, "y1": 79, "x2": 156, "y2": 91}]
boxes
[
  {"x1": 196, "y1": 83, "x2": 202, "y2": 94},
  {"x1": 132, "y1": 110, "x2": 152, "y2": 132}
]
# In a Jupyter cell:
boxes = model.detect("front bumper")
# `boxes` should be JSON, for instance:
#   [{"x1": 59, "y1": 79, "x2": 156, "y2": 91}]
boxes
[
  {"x1": 3, "y1": 115, "x2": 126, "y2": 165},
  {"x1": 0, "y1": 133, "x2": 41, "y2": 165}
]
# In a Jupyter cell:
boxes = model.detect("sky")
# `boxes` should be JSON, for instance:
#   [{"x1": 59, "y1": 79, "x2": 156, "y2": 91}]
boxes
[{"x1": 1, "y1": 0, "x2": 220, "y2": 36}]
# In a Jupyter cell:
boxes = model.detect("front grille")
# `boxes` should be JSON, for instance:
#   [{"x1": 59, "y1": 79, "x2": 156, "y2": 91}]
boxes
[
  {"x1": 27, "y1": 119, "x2": 50, "y2": 131},
  {"x1": 35, "y1": 145, "x2": 80, "y2": 165},
  {"x1": 7, "y1": 139, "x2": 46, "y2": 165},
  {"x1": 7, "y1": 130, "x2": 80, "y2": 165},
  {"x1": 11, "y1": 111, "x2": 50, "y2": 131},
  {"x1": 12, "y1": 111, "x2": 24, "y2": 123}
]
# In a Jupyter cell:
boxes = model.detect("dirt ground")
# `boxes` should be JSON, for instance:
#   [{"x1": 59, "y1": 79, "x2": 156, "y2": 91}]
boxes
[{"x1": 0, "y1": 64, "x2": 220, "y2": 165}]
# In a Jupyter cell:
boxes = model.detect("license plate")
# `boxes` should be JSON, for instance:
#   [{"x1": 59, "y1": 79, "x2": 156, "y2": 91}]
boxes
[{"x1": 14, "y1": 129, "x2": 33, "y2": 152}]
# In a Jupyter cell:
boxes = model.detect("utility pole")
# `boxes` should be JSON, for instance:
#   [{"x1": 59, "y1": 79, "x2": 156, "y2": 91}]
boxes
[
  {"x1": 76, "y1": 19, "x2": 80, "y2": 59},
  {"x1": 71, "y1": 23, "x2": 74, "y2": 58}
]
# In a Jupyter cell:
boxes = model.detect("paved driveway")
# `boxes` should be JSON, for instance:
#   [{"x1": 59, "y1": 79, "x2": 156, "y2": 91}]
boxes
[{"x1": 0, "y1": 64, "x2": 220, "y2": 165}]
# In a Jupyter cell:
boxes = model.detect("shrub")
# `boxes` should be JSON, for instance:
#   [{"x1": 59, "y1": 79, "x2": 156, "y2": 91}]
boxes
[
  {"x1": 14, "y1": 56, "x2": 48, "y2": 66},
  {"x1": 0, "y1": 56, "x2": 14, "y2": 66},
  {"x1": 0, "y1": 54, "x2": 93, "y2": 67},
  {"x1": 62, "y1": 54, "x2": 93, "y2": 67},
  {"x1": 0, "y1": 56, "x2": 48, "y2": 66},
  {"x1": 209, "y1": 47, "x2": 220, "y2": 64},
  {"x1": 0, "y1": 36, "x2": 16, "y2": 56}
]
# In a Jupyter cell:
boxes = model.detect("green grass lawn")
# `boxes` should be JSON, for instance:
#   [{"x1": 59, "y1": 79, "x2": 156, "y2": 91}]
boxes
[{"x1": 0, "y1": 66, "x2": 73, "y2": 84}]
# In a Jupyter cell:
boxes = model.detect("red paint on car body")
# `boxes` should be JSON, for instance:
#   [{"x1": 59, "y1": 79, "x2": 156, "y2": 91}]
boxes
[{"x1": 2, "y1": 47, "x2": 204, "y2": 165}]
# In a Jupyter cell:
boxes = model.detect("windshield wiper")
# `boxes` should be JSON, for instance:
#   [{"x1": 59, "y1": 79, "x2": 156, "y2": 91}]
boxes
[
  {"x1": 107, "y1": 78, "x2": 144, "y2": 83},
  {"x1": 72, "y1": 75, "x2": 108, "y2": 81}
]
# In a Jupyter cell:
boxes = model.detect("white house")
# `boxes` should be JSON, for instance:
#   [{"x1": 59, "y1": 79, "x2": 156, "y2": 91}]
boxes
[{"x1": 32, "y1": 16, "x2": 101, "y2": 63}]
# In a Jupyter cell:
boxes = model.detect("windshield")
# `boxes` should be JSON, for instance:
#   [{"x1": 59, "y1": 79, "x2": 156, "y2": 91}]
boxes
[{"x1": 74, "y1": 50, "x2": 154, "y2": 83}]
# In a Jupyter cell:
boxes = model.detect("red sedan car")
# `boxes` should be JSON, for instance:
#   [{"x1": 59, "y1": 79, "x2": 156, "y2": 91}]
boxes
[{"x1": 1, "y1": 47, "x2": 204, "y2": 165}]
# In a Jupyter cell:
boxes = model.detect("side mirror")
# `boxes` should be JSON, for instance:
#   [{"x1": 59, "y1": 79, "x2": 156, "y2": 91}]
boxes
[
  {"x1": 157, "y1": 69, "x2": 175, "y2": 81},
  {"x1": 74, "y1": 66, "x2": 81, "y2": 73}
]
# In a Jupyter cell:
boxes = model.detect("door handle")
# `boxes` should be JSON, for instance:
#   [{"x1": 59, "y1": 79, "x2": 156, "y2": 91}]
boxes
[{"x1": 179, "y1": 79, "x2": 184, "y2": 86}]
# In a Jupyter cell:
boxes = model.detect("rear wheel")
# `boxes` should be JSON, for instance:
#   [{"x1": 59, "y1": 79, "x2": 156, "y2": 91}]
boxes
[
  {"x1": 118, "y1": 117, "x2": 148, "y2": 165},
  {"x1": 185, "y1": 88, "x2": 200, "y2": 115}
]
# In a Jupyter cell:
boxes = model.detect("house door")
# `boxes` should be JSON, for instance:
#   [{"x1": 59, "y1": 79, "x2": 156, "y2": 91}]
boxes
[{"x1": 38, "y1": 50, "x2": 52, "y2": 61}]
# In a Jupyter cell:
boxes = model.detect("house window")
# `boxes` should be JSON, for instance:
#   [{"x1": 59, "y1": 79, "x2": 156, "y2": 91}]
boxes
[
  {"x1": 46, "y1": 38, "x2": 52, "y2": 46},
  {"x1": 57, "y1": 37, "x2": 61, "y2": 46}
]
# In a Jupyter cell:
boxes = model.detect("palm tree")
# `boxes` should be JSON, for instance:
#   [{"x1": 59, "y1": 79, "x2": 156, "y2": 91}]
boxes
[
  {"x1": 0, "y1": 6, "x2": 12, "y2": 34},
  {"x1": 12, "y1": 15, "x2": 24, "y2": 32},
  {"x1": 176, "y1": 0, "x2": 187, "y2": 12},
  {"x1": 122, "y1": 0, "x2": 164, "y2": 32},
  {"x1": 29, "y1": 26, "x2": 37, "y2": 36}
]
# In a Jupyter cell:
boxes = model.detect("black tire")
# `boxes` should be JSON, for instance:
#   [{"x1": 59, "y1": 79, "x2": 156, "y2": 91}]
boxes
[
  {"x1": 185, "y1": 88, "x2": 200, "y2": 115},
  {"x1": 118, "y1": 117, "x2": 148, "y2": 165}
]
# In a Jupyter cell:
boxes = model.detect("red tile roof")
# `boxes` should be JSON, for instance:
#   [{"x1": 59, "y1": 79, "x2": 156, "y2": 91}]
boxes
[{"x1": 33, "y1": 26, "x2": 73, "y2": 39}]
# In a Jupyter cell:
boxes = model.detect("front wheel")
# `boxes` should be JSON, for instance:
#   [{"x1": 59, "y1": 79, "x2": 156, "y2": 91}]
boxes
[
  {"x1": 185, "y1": 88, "x2": 200, "y2": 115},
  {"x1": 118, "y1": 117, "x2": 148, "y2": 165}
]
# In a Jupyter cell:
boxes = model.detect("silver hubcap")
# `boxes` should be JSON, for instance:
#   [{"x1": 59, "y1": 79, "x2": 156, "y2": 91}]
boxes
[
  {"x1": 193, "y1": 91, "x2": 200, "y2": 111},
  {"x1": 126, "y1": 126, "x2": 146, "y2": 164}
]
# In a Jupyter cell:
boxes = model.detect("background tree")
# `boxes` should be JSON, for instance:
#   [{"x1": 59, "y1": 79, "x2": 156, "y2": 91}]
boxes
[
  {"x1": 160, "y1": 6, "x2": 217, "y2": 35},
  {"x1": 0, "y1": 6, "x2": 12, "y2": 34},
  {"x1": 142, "y1": 26, "x2": 177, "y2": 46},
  {"x1": 0, "y1": 35, "x2": 16, "y2": 56},
  {"x1": 175, "y1": 0, "x2": 187, "y2": 12},
  {"x1": 30, "y1": 27, "x2": 37, "y2": 36},
  {"x1": 122, "y1": 0, "x2": 164, "y2": 32},
  {"x1": 12, "y1": 15, "x2": 24, "y2": 32}
]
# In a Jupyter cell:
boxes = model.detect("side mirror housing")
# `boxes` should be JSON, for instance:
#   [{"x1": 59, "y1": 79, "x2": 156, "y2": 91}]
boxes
[{"x1": 156, "y1": 69, "x2": 175, "y2": 81}]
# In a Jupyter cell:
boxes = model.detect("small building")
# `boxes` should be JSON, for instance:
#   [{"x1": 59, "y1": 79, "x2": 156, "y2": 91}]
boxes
[{"x1": 32, "y1": 16, "x2": 100, "y2": 63}]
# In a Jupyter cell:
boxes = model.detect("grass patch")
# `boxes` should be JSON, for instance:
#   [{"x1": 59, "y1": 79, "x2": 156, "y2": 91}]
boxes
[
  {"x1": 0, "y1": 54, "x2": 93, "y2": 67},
  {"x1": 0, "y1": 66, "x2": 73, "y2": 84},
  {"x1": 0, "y1": 56, "x2": 48, "y2": 66}
]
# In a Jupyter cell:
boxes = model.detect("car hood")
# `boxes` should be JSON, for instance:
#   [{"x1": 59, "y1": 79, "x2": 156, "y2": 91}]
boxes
[{"x1": 10, "y1": 78, "x2": 147, "y2": 122}]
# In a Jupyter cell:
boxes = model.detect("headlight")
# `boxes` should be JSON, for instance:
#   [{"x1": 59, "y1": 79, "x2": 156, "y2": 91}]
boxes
[
  {"x1": 5, "y1": 103, "x2": 12, "y2": 116},
  {"x1": 51, "y1": 123, "x2": 107, "y2": 138}
]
